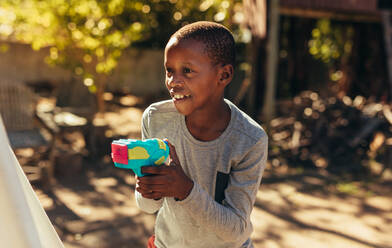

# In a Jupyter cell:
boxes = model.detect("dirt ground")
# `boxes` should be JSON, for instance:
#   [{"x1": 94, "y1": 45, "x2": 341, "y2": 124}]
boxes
[
  {"x1": 32, "y1": 168, "x2": 392, "y2": 248},
  {"x1": 25, "y1": 103, "x2": 392, "y2": 248}
]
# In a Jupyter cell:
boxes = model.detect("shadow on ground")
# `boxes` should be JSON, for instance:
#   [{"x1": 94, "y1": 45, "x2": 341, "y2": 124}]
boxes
[
  {"x1": 251, "y1": 171, "x2": 392, "y2": 248},
  {"x1": 33, "y1": 163, "x2": 392, "y2": 248},
  {"x1": 35, "y1": 163, "x2": 154, "y2": 248}
]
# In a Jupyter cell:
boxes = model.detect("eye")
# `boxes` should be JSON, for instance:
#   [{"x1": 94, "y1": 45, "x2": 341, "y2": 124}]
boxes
[
  {"x1": 166, "y1": 68, "x2": 173, "y2": 77},
  {"x1": 183, "y1": 67, "x2": 193, "y2": 74}
]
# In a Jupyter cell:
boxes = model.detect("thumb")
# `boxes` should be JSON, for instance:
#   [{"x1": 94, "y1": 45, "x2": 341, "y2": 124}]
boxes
[{"x1": 164, "y1": 139, "x2": 180, "y2": 166}]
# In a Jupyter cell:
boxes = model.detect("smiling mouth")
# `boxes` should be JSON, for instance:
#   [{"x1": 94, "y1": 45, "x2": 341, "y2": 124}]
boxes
[{"x1": 172, "y1": 94, "x2": 191, "y2": 100}]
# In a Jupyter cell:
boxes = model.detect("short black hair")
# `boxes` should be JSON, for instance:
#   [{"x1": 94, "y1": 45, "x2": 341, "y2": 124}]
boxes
[{"x1": 170, "y1": 21, "x2": 235, "y2": 67}]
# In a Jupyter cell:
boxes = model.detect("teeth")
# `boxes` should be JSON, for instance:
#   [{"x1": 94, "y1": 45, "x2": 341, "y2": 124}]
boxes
[{"x1": 173, "y1": 94, "x2": 190, "y2": 99}]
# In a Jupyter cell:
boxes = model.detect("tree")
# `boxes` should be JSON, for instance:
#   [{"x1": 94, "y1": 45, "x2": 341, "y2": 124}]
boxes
[
  {"x1": 308, "y1": 18, "x2": 355, "y2": 98},
  {"x1": 0, "y1": 0, "x2": 245, "y2": 113}
]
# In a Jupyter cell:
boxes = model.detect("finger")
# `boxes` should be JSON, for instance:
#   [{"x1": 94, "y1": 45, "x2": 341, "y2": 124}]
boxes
[
  {"x1": 147, "y1": 184, "x2": 170, "y2": 192},
  {"x1": 136, "y1": 186, "x2": 148, "y2": 195},
  {"x1": 141, "y1": 165, "x2": 170, "y2": 175},
  {"x1": 164, "y1": 139, "x2": 180, "y2": 165},
  {"x1": 136, "y1": 185, "x2": 151, "y2": 195},
  {"x1": 138, "y1": 175, "x2": 170, "y2": 185},
  {"x1": 137, "y1": 184, "x2": 160, "y2": 195},
  {"x1": 141, "y1": 191, "x2": 162, "y2": 199},
  {"x1": 137, "y1": 183, "x2": 168, "y2": 197},
  {"x1": 140, "y1": 192, "x2": 155, "y2": 199}
]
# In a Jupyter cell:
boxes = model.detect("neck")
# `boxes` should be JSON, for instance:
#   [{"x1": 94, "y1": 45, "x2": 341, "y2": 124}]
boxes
[{"x1": 185, "y1": 100, "x2": 231, "y2": 141}]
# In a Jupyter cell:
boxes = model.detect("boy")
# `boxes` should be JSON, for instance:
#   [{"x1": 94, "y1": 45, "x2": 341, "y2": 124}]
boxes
[{"x1": 135, "y1": 21, "x2": 268, "y2": 248}]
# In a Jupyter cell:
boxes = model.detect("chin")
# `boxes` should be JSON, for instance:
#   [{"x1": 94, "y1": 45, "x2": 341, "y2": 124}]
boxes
[
  {"x1": 174, "y1": 106, "x2": 191, "y2": 116},
  {"x1": 173, "y1": 102, "x2": 193, "y2": 116}
]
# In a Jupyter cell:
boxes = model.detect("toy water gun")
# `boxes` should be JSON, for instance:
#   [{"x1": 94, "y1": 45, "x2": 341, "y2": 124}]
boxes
[{"x1": 111, "y1": 138, "x2": 170, "y2": 177}]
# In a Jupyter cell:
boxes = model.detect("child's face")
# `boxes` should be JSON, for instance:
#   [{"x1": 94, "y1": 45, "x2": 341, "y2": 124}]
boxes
[{"x1": 164, "y1": 37, "x2": 223, "y2": 116}]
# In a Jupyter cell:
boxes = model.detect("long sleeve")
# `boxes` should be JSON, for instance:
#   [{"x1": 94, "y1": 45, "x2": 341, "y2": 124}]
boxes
[
  {"x1": 135, "y1": 191, "x2": 163, "y2": 214},
  {"x1": 176, "y1": 136, "x2": 268, "y2": 241}
]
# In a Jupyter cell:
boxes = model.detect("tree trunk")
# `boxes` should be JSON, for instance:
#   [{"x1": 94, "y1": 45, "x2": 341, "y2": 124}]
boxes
[
  {"x1": 262, "y1": 0, "x2": 280, "y2": 123},
  {"x1": 95, "y1": 75, "x2": 107, "y2": 113}
]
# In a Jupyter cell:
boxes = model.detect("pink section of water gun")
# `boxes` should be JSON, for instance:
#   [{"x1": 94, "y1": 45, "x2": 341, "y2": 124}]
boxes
[{"x1": 111, "y1": 143, "x2": 128, "y2": 165}]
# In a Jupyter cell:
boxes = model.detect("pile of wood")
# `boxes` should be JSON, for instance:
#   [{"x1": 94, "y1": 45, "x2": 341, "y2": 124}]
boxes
[{"x1": 268, "y1": 91, "x2": 391, "y2": 178}]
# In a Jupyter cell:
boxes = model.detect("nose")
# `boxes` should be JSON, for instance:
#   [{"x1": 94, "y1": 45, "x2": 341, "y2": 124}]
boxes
[{"x1": 167, "y1": 75, "x2": 184, "y2": 88}]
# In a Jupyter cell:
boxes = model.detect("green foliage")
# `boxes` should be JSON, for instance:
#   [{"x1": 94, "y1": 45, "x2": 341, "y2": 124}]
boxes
[
  {"x1": 1, "y1": 0, "x2": 148, "y2": 93},
  {"x1": 0, "y1": 0, "x2": 243, "y2": 94},
  {"x1": 308, "y1": 19, "x2": 354, "y2": 66},
  {"x1": 336, "y1": 182, "x2": 360, "y2": 195}
]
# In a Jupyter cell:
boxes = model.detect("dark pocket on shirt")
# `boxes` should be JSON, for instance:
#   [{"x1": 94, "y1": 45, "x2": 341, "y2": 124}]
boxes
[{"x1": 215, "y1": 171, "x2": 230, "y2": 204}]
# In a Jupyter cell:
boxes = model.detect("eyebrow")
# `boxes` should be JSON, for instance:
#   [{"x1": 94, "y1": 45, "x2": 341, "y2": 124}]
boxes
[
  {"x1": 182, "y1": 62, "x2": 194, "y2": 67},
  {"x1": 165, "y1": 62, "x2": 195, "y2": 67}
]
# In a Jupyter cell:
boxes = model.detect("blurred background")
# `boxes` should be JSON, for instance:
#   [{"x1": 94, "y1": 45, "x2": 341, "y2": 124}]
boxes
[{"x1": 0, "y1": 0, "x2": 391, "y2": 247}]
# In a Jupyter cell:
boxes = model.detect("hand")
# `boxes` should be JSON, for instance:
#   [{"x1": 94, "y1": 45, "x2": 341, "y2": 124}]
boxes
[{"x1": 136, "y1": 139, "x2": 194, "y2": 201}]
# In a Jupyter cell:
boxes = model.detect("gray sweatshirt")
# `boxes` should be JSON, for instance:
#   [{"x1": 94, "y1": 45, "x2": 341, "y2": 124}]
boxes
[{"x1": 135, "y1": 99, "x2": 268, "y2": 248}]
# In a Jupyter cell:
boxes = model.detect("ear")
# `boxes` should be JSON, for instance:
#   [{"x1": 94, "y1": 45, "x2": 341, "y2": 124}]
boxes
[{"x1": 218, "y1": 64, "x2": 234, "y2": 87}]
